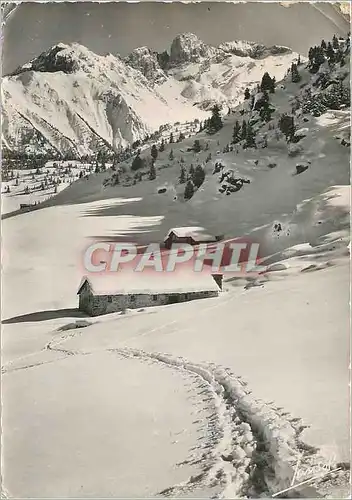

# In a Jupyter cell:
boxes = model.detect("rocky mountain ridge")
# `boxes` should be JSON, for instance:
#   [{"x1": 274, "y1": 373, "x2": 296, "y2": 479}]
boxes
[{"x1": 2, "y1": 34, "x2": 298, "y2": 157}]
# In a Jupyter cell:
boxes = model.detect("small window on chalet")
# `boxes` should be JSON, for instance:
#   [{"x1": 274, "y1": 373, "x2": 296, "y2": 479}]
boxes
[
  {"x1": 107, "y1": 296, "x2": 112, "y2": 303},
  {"x1": 152, "y1": 295, "x2": 158, "y2": 301},
  {"x1": 130, "y1": 295, "x2": 136, "y2": 303}
]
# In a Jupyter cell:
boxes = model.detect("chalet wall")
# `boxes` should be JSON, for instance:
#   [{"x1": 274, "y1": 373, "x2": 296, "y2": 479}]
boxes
[
  {"x1": 80, "y1": 289, "x2": 219, "y2": 317},
  {"x1": 78, "y1": 283, "x2": 93, "y2": 314}
]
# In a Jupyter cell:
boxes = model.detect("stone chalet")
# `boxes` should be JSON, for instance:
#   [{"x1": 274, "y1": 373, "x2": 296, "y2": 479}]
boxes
[
  {"x1": 78, "y1": 272, "x2": 223, "y2": 317},
  {"x1": 163, "y1": 227, "x2": 221, "y2": 249}
]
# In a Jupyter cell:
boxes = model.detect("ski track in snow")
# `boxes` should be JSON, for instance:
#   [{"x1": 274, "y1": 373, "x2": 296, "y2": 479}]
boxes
[{"x1": 3, "y1": 321, "x2": 342, "y2": 499}]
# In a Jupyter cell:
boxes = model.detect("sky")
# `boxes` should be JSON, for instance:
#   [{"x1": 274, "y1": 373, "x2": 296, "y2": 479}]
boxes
[{"x1": 2, "y1": 1, "x2": 349, "y2": 75}]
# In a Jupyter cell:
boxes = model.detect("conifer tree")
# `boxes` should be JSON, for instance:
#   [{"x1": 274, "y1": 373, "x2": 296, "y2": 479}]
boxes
[
  {"x1": 151, "y1": 144, "x2": 158, "y2": 160},
  {"x1": 189, "y1": 164, "x2": 195, "y2": 181},
  {"x1": 269, "y1": 76, "x2": 276, "y2": 93},
  {"x1": 193, "y1": 165, "x2": 205, "y2": 188},
  {"x1": 326, "y1": 42, "x2": 335, "y2": 63},
  {"x1": 131, "y1": 154, "x2": 144, "y2": 171},
  {"x1": 244, "y1": 87, "x2": 250, "y2": 100},
  {"x1": 178, "y1": 132, "x2": 186, "y2": 142},
  {"x1": 321, "y1": 39, "x2": 327, "y2": 51},
  {"x1": 259, "y1": 101, "x2": 274, "y2": 123},
  {"x1": 168, "y1": 149, "x2": 174, "y2": 161},
  {"x1": 207, "y1": 104, "x2": 223, "y2": 133},
  {"x1": 232, "y1": 121, "x2": 241, "y2": 144},
  {"x1": 149, "y1": 162, "x2": 156, "y2": 180},
  {"x1": 113, "y1": 172, "x2": 120, "y2": 185},
  {"x1": 193, "y1": 139, "x2": 201, "y2": 153},
  {"x1": 291, "y1": 63, "x2": 301, "y2": 83},
  {"x1": 278, "y1": 114, "x2": 295, "y2": 141},
  {"x1": 332, "y1": 34, "x2": 339, "y2": 50},
  {"x1": 241, "y1": 120, "x2": 247, "y2": 140},
  {"x1": 260, "y1": 72, "x2": 274, "y2": 92},
  {"x1": 159, "y1": 139, "x2": 165, "y2": 152},
  {"x1": 169, "y1": 132, "x2": 174, "y2": 144},
  {"x1": 245, "y1": 123, "x2": 256, "y2": 148},
  {"x1": 309, "y1": 46, "x2": 326, "y2": 73},
  {"x1": 179, "y1": 165, "x2": 186, "y2": 184},
  {"x1": 184, "y1": 180, "x2": 194, "y2": 200}
]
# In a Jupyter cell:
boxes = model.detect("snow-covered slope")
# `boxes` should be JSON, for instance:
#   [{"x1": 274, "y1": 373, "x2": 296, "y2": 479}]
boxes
[
  {"x1": 29, "y1": 35, "x2": 348, "y2": 244},
  {"x1": 2, "y1": 35, "x2": 350, "y2": 499},
  {"x1": 2, "y1": 35, "x2": 299, "y2": 156}
]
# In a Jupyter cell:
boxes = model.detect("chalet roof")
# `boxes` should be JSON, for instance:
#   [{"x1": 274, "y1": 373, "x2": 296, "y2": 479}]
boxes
[
  {"x1": 164, "y1": 226, "x2": 217, "y2": 242},
  {"x1": 77, "y1": 270, "x2": 220, "y2": 296}
]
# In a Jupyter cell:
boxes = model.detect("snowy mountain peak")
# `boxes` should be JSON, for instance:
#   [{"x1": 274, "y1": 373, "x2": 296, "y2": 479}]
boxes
[
  {"x1": 9, "y1": 42, "x2": 100, "y2": 76},
  {"x1": 169, "y1": 33, "x2": 219, "y2": 65},
  {"x1": 2, "y1": 34, "x2": 301, "y2": 156},
  {"x1": 125, "y1": 46, "x2": 167, "y2": 85}
]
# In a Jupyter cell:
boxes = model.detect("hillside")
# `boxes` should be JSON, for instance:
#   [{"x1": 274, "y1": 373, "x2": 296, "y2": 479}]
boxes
[
  {"x1": 20, "y1": 33, "x2": 349, "y2": 253},
  {"x1": 2, "y1": 35, "x2": 298, "y2": 157}
]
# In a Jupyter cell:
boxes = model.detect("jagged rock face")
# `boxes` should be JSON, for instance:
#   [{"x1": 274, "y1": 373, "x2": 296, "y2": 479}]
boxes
[
  {"x1": 219, "y1": 40, "x2": 291, "y2": 59},
  {"x1": 125, "y1": 47, "x2": 167, "y2": 85},
  {"x1": 169, "y1": 33, "x2": 218, "y2": 65},
  {"x1": 99, "y1": 89, "x2": 150, "y2": 148},
  {"x1": 10, "y1": 44, "x2": 79, "y2": 75}
]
